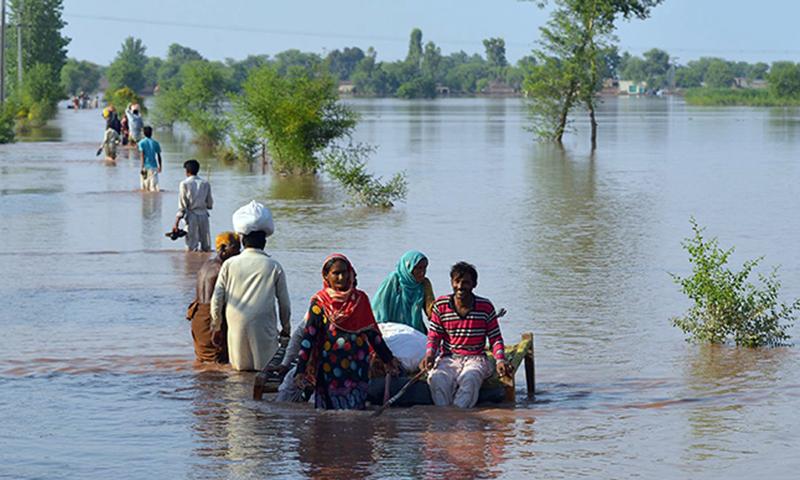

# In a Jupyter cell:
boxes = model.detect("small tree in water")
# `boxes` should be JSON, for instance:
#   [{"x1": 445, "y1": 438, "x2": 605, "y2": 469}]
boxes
[
  {"x1": 671, "y1": 218, "x2": 799, "y2": 347},
  {"x1": 322, "y1": 143, "x2": 407, "y2": 208}
]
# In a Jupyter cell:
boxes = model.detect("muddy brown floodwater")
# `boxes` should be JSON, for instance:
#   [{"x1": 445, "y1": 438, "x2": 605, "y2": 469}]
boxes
[{"x1": 2, "y1": 98, "x2": 800, "y2": 479}]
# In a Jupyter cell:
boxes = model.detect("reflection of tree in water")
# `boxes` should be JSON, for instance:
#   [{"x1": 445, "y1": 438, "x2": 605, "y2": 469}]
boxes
[
  {"x1": 513, "y1": 143, "x2": 657, "y2": 367},
  {"x1": 268, "y1": 174, "x2": 326, "y2": 202},
  {"x1": 485, "y1": 99, "x2": 507, "y2": 147},
  {"x1": 679, "y1": 344, "x2": 787, "y2": 465},
  {"x1": 766, "y1": 108, "x2": 800, "y2": 143}
]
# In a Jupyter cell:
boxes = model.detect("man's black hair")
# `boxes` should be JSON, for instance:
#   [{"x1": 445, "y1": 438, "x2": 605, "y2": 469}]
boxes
[
  {"x1": 450, "y1": 261, "x2": 478, "y2": 284},
  {"x1": 241, "y1": 230, "x2": 267, "y2": 249},
  {"x1": 183, "y1": 159, "x2": 200, "y2": 175},
  {"x1": 143, "y1": 126, "x2": 153, "y2": 137}
]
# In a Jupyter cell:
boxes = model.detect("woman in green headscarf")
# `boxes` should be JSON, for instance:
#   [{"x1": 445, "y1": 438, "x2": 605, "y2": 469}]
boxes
[{"x1": 372, "y1": 250, "x2": 435, "y2": 334}]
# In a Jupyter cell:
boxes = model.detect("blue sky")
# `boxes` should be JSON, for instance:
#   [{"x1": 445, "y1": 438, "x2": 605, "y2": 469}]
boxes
[{"x1": 62, "y1": 0, "x2": 800, "y2": 65}]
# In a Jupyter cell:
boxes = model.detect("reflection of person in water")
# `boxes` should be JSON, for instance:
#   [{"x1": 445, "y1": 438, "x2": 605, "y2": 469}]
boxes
[
  {"x1": 422, "y1": 416, "x2": 509, "y2": 479},
  {"x1": 296, "y1": 415, "x2": 375, "y2": 480}
]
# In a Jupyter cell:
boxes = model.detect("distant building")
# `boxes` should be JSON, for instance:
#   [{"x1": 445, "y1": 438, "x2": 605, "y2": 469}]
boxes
[
  {"x1": 483, "y1": 80, "x2": 518, "y2": 96},
  {"x1": 338, "y1": 81, "x2": 355, "y2": 95},
  {"x1": 435, "y1": 84, "x2": 450, "y2": 96},
  {"x1": 733, "y1": 77, "x2": 768, "y2": 89},
  {"x1": 618, "y1": 80, "x2": 647, "y2": 95}
]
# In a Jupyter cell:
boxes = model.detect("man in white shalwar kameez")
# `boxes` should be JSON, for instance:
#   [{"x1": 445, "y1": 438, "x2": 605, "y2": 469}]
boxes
[
  {"x1": 173, "y1": 159, "x2": 213, "y2": 252},
  {"x1": 210, "y1": 207, "x2": 290, "y2": 371}
]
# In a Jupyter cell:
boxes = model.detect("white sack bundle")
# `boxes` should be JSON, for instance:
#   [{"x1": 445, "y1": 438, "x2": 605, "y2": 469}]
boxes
[
  {"x1": 232, "y1": 200, "x2": 275, "y2": 236},
  {"x1": 378, "y1": 322, "x2": 428, "y2": 372}
]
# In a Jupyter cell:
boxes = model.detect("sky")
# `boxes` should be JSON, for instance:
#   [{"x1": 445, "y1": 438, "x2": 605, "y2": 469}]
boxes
[{"x1": 61, "y1": 0, "x2": 800, "y2": 66}]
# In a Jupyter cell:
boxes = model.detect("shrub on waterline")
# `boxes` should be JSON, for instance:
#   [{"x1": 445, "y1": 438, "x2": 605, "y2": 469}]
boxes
[
  {"x1": 321, "y1": 143, "x2": 407, "y2": 208},
  {"x1": 671, "y1": 218, "x2": 798, "y2": 347}
]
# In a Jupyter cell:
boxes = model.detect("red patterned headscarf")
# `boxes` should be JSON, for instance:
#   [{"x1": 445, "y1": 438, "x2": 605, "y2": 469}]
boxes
[{"x1": 312, "y1": 253, "x2": 380, "y2": 333}]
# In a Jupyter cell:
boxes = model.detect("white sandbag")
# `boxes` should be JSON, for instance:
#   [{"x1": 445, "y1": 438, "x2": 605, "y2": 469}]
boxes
[
  {"x1": 232, "y1": 200, "x2": 274, "y2": 236},
  {"x1": 378, "y1": 322, "x2": 427, "y2": 372}
]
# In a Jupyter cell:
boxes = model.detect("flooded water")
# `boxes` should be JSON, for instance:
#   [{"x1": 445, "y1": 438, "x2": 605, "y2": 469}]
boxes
[{"x1": 2, "y1": 97, "x2": 800, "y2": 479}]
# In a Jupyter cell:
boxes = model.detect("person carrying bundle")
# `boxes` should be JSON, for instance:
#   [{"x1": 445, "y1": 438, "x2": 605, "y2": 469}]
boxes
[{"x1": 210, "y1": 201, "x2": 291, "y2": 371}]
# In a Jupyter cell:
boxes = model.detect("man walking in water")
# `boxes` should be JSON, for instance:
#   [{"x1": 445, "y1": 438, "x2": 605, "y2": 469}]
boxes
[
  {"x1": 126, "y1": 103, "x2": 144, "y2": 144},
  {"x1": 211, "y1": 201, "x2": 291, "y2": 371},
  {"x1": 173, "y1": 159, "x2": 213, "y2": 252},
  {"x1": 138, "y1": 126, "x2": 162, "y2": 192},
  {"x1": 187, "y1": 232, "x2": 240, "y2": 363}
]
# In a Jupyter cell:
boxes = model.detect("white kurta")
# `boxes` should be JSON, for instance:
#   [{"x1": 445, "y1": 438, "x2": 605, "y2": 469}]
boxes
[
  {"x1": 210, "y1": 249, "x2": 291, "y2": 371},
  {"x1": 176, "y1": 175, "x2": 213, "y2": 252}
]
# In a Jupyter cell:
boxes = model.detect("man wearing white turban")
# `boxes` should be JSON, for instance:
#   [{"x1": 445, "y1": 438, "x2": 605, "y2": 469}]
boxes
[{"x1": 210, "y1": 201, "x2": 291, "y2": 371}]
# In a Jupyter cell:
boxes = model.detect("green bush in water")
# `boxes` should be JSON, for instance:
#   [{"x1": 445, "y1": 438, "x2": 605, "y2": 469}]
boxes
[
  {"x1": 106, "y1": 86, "x2": 145, "y2": 114},
  {"x1": 0, "y1": 105, "x2": 16, "y2": 143},
  {"x1": 322, "y1": 143, "x2": 407, "y2": 208},
  {"x1": 671, "y1": 218, "x2": 799, "y2": 347}
]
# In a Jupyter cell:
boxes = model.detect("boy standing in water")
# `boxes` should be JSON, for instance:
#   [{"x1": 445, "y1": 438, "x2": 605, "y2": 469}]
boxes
[
  {"x1": 173, "y1": 159, "x2": 213, "y2": 251},
  {"x1": 138, "y1": 126, "x2": 162, "y2": 192}
]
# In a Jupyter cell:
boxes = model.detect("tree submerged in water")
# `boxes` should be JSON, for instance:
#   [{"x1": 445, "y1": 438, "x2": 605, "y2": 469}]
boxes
[
  {"x1": 671, "y1": 218, "x2": 799, "y2": 347},
  {"x1": 322, "y1": 143, "x2": 407, "y2": 208}
]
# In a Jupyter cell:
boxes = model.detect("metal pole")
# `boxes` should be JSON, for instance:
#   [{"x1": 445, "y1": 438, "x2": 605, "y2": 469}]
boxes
[
  {"x1": 16, "y1": 0, "x2": 21, "y2": 87},
  {"x1": 0, "y1": 0, "x2": 6, "y2": 103}
]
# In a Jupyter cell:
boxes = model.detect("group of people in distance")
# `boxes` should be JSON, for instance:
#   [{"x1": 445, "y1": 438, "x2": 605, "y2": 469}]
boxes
[
  {"x1": 98, "y1": 104, "x2": 163, "y2": 193},
  {"x1": 188, "y1": 202, "x2": 510, "y2": 410}
]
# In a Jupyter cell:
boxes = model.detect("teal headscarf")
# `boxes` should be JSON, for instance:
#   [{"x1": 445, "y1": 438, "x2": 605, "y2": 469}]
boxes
[{"x1": 371, "y1": 250, "x2": 428, "y2": 334}]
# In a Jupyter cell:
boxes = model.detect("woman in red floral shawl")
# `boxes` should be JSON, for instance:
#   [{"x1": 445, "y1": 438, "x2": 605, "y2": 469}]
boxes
[{"x1": 294, "y1": 254, "x2": 400, "y2": 410}]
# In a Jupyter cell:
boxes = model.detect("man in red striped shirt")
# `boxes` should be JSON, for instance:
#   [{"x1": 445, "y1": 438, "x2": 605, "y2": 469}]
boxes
[{"x1": 424, "y1": 261, "x2": 509, "y2": 408}]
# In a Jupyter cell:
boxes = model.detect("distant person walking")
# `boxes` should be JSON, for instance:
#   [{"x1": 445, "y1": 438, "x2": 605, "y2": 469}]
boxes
[
  {"x1": 173, "y1": 159, "x2": 213, "y2": 252},
  {"x1": 126, "y1": 104, "x2": 144, "y2": 144},
  {"x1": 138, "y1": 126, "x2": 162, "y2": 192},
  {"x1": 98, "y1": 124, "x2": 120, "y2": 163}
]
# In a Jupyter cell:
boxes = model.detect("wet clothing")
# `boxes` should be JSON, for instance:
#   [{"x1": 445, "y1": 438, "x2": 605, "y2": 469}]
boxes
[
  {"x1": 426, "y1": 295, "x2": 505, "y2": 361},
  {"x1": 188, "y1": 257, "x2": 227, "y2": 363},
  {"x1": 176, "y1": 175, "x2": 213, "y2": 252},
  {"x1": 138, "y1": 137, "x2": 161, "y2": 170},
  {"x1": 210, "y1": 248, "x2": 291, "y2": 371},
  {"x1": 140, "y1": 169, "x2": 159, "y2": 192},
  {"x1": 371, "y1": 250, "x2": 434, "y2": 334},
  {"x1": 102, "y1": 128, "x2": 120, "y2": 159},
  {"x1": 429, "y1": 354, "x2": 493, "y2": 408},
  {"x1": 294, "y1": 300, "x2": 394, "y2": 410}
]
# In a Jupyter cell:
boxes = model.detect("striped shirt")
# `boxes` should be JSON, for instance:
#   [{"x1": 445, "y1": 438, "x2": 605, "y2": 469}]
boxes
[{"x1": 426, "y1": 295, "x2": 505, "y2": 361}]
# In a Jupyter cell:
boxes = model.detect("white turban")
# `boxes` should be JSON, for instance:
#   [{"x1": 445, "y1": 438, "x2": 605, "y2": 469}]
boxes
[{"x1": 232, "y1": 200, "x2": 275, "y2": 236}]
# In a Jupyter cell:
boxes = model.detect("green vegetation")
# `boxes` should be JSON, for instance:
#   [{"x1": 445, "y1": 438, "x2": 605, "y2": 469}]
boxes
[
  {"x1": 106, "y1": 87, "x2": 144, "y2": 114},
  {"x1": 322, "y1": 144, "x2": 408, "y2": 208},
  {"x1": 153, "y1": 60, "x2": 231, "y2": 146},
  {"x1": 60, "y1": 59, "x2": 102, "y2": 96},
  {"x1": 235, "y1": 66, "x2": 356, "y2": 173},
  {"x1": 671, "y1": 219, "x2": 799, "y2": 347},
  {"x1": 683, "y1": 88, "x2": 800, "y2": 107},
  {"x1": 106, "y1": 37, "x2": 148, "y2": 94},
  {"x1": 0, "y1": 106, "x2": 16, "y2": 143},
  {"x1": 524, "y1": 0, "x2": 663, "y2": 149}
]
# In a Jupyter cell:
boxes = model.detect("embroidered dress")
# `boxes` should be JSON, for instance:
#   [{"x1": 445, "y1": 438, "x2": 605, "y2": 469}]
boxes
[
  {"x1": 294, "y1": 253, "x2": 395, "y2": 410},
  {"x1": 295, "y1": 301, "x2": 393, "y2": 409}
]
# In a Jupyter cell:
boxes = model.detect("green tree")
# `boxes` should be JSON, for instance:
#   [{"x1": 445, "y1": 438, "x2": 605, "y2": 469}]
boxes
[
  {"x1": 106, "y1": 37, "x2": 148, "y2": 93},
  {"x1": 60, "y1": 59, "x2": 101, "y2": 96},
  {"x1": 406, "y1": 28, "x2": 423, "y2": 68},
  {"x1": 20, "y1": 63, "x2": 64, "y2": 125},
  {"x1": 704, "y1": 59, "x2": 734, "y2": 88},
  {"x1": 326, "y1": 47, "x2": 365, "y2": 80},
  {"x1": 156, "y1": 43, "x2": 204, "y2": 89},
  {"x1": 643, "y1": 48, "x2": 670, "y2": 89},
  {"x1": 483, "y1": 37, "x2": 508, "y2": 80},
  {"x1": 421, "y1": 41, "x2": 442, "y2": 81},
  {"x1": 236, "y1": 66, "x2": 357, "y2": 172},
  {"x1": 672, "y1": 219, "x2": 798, "y2": 347},
  {"x1": 6, "y1": 0, "x2": 70, "y2": 91},
  {"x1": 153, "y1": 60, "x2": 231, "y2": 146},
  {"x1": 524, "y1": 0, "x2": 663, "y2": 149},
  {"x1": 768, "y1": 61, "x2": 800, "y2": 97},
  {"x1": 273, "y1": 49, "x2": 322, "y2": 76}
]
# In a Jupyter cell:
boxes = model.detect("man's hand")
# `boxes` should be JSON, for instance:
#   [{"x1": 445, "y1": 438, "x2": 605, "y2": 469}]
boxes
[
  {"x1": 211, "y1": 330, "x2": 223, "y2": 347},
  {"x1": 265, "y1": 364, "x2": 290, "y2": 379},
  {"x1": 157, "y1": 166, "x2": 162, "y2": 174},
  {"x1": 496, "y1": 360, "x2": 511, "y2": 378},
  {"x1": 420, "y1": 353, "x2": 436, "y2": 372}
]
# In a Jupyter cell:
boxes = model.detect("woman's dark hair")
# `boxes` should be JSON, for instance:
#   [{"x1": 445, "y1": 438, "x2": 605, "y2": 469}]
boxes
[
  {"x1": 241, "y1": 230, "x2": 267, "y2": 249},
  {"x1": 183, "y1": 159, "x2": 200, "y2": 175},
  {"x1": 450, "y1": 261, "x2": 478, "y2": 283}
]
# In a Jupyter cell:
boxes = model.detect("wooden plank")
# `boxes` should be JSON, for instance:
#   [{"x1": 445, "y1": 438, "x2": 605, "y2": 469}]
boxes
[{"x1": 522, "y1": 332, "x2": 535, "y2": 399}]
